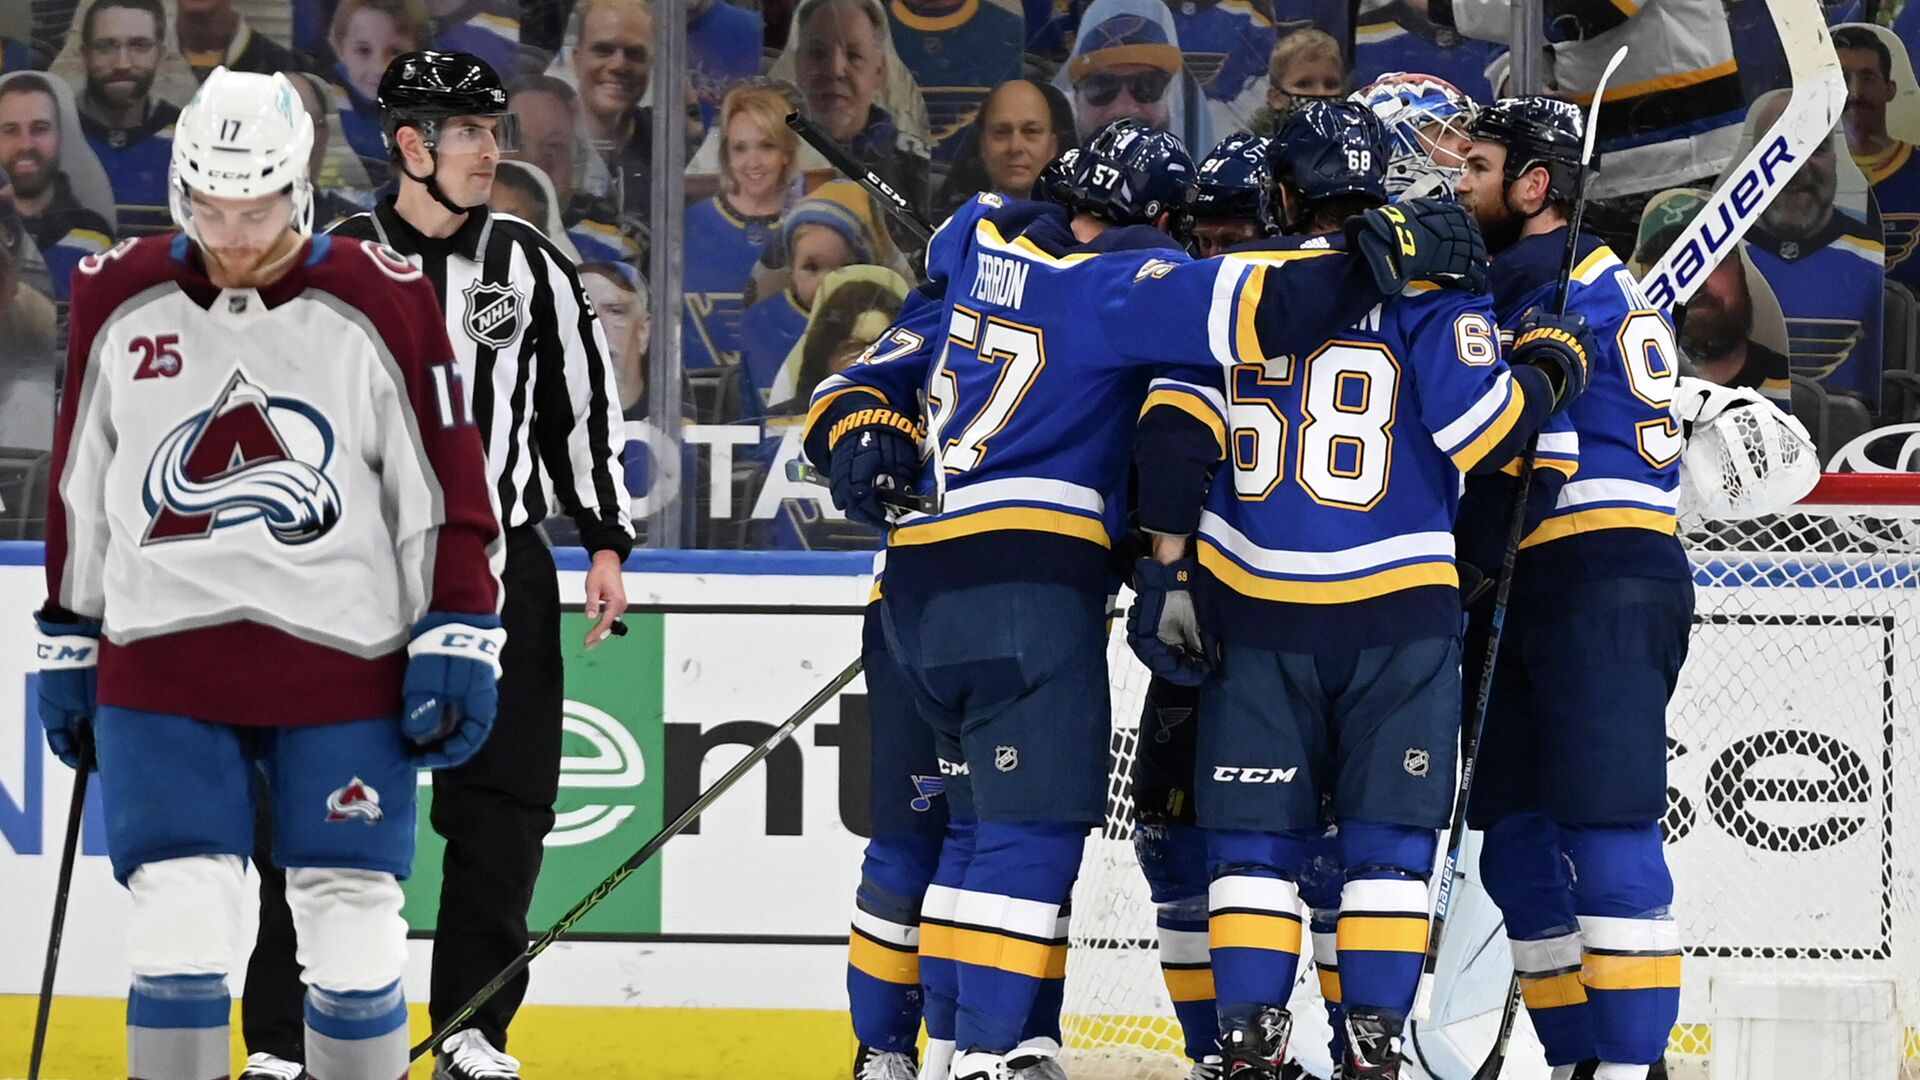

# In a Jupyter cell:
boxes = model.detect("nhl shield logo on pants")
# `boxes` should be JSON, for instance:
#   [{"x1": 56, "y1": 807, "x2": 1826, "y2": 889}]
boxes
[
  {"x1": 1403, "y1": 748, "x2": 1430, "y2": 777},
  {"x1": 462, "y1": 279, "x2": 524, "y2": 348},
  {"x1": 995, "y1": 745, "x2": 1019, "y2": 772}
]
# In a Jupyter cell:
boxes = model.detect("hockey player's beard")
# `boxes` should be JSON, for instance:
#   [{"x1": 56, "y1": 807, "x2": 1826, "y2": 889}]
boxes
[
  {"x1": 201, "y1": 230, "x2": 303, "y2": 289},
  {"x1": 1476, "y1": 196, "x2": 1525, "y2": 254},
  {"x1": 1679, "y1": 286, "x2": 1754, "y2": 361}
]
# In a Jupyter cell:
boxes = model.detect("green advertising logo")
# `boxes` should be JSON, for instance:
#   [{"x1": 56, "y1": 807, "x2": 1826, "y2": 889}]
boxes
[{"x1": 402, "y1": 611, "x2": 666, "y2": 936}]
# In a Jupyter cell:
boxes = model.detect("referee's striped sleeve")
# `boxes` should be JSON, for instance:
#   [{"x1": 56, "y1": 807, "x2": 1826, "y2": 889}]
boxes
[{"x1": 529, "y1": 244, "x2": 635, "y2": 559}]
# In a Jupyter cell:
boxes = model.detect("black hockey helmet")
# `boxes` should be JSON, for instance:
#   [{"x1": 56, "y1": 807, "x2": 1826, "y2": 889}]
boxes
[
  {"x1": 1064, "y1": 118, "x2": 1196, "y2": 228},
  {"x1": 1468, "y1": 96, "x2": 1588, "y2": 204},
  {"x1": 378, "y1": 50, "x2": 518, "y2": 161},
  {"x1": 1270, "y1": 99, "x2": 1389, "y2": 209},
  {"x1": 1186, "y1": 132, "x2": 1282, "y2": 236},
  {"x1": 1032, "y1": 146, "x2": 1082, "y2": 208}
]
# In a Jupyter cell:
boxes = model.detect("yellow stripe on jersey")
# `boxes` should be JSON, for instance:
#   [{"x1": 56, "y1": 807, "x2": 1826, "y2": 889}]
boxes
[
  {"x1": 1571, "y1": 59, "x2": 1738, "y2": 103},
  {"x1": 1337, "y1": 915, "x2": 1430, "y2": 954},
  {"x1": 1521, "y1": 507, "x2": 1678, "y2": 548},
  {"x1": 1318, "y1": 967, "x2": 1343, "y2": 1004},
  {"x1": 1235, "y1": 264, "x2": 1267, "y2": 365},
  {"x1": 1210, "y1": 912, "x2": 1304, "y2": 953},
  {"x1": 805, "y1": 385, "x2": 887, "y2": 439},
  {"x1": 1606, "y1": 0, "x2": 1643, "y2": 17},
  {"x1": 1162, "y1": 966, "x2": 1217, "y2": 1003},
  {"x1": 1141, "y1": 388, "x2": 1228, "y2": 456},
  {"x1": 1583, "y1": 953, "x2": 1683, "y2": 991},
  {"x1": 1449, "y1": 380, "x2": 1528, "y2": 472},
  {"x1": 1198, "y1": 542, "x2": 1459, "y2": 604},
  {"x1": 849, "y1": 932, "x2": 921, "y2": 985},
  {"x1": 1834, "y1": 233, "x2": 1888, "y2": 261},
  {"x1": 1572, "y1": 246, "x2": 1620, "y2": 284},
  {"x1": 978, "y1": 220, "x2": 1098, "y2": 266},
  {"x1": 923, "y1": 924, "x2": 1068, "y2": 979},
  {"x1": 890, "y1": 506, "x2": 1111, "y2": 548},
  {"x1": 1503, "y1": 454, "x2": 1580, "y2": 480},
  {"x1": 1520, "y1": 971, "x2": 1590, "y2": 1010}
]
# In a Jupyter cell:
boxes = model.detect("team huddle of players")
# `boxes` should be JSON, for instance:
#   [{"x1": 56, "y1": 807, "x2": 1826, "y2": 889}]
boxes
[{"x1": 804, "y1": 74, "x2": 1691, "y2": 1080}]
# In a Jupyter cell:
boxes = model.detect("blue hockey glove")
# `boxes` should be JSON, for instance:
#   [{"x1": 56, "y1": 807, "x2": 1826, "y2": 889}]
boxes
[
  {"x1": 1512, "y1": 307, "x2": 1596, "y2": 414},
  {"x1": 403, "y1": 614, "x2": 506, "y2": 770},
  {"x1": 827, "y1": 406, "x2": 920, "y2": 529},
  {"x1": 1346, "y1": 198, "x2": 1489, "y2": 295},
  {"x1": 1127, "y1": 557, "x2": 1215, "y2": 686},
  {"x1": 34, "y1": 614, "x2": 101, "y2": 771}
]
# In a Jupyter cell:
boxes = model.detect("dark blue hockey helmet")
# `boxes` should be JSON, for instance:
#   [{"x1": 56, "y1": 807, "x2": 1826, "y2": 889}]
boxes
[
  {"x1": 1468, "y1": 96, "x2": 1589, "y2": 204},
  {"x1": 1032, "y1": 147, "x2": 1082, "y2": 208},
  {"x1": 1270, "y1": 99, "x2": 1389, "y2": 213},
  {"x1": 1064, "y1": 118, "x2": 1196, "y2": 227},
  {"x1": 1185, "y1": 132, "x2": 1282, "y2": 237}
]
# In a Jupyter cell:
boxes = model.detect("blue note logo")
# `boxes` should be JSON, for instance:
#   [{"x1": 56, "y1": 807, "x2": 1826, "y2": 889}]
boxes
[{"x1": 142, "y1": 370, "x2": 341, "y2": 546}]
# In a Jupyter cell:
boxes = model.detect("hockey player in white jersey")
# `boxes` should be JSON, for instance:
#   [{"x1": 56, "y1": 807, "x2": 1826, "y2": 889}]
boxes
[{"x1": 34, "y1": 68, "x2": 503, "y2": 1080}]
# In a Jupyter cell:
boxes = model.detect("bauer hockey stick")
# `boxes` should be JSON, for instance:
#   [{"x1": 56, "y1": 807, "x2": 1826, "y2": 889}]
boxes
[
  {"x1": 1410, "y1": 45, "x2": 1629, "y2": 1026},
  {"x1": 1638, "y1": 0, "x2": 1845, "y2": 308},
  {"x1": 28, "y1": 739, "x2": 92, "y2": 1080},
  {"x1": 785, "y1": 112, "x2": 935, "y2": 243},
  {"x1": 410, "y1": 656, "x2": 865, "y2": 1061}
]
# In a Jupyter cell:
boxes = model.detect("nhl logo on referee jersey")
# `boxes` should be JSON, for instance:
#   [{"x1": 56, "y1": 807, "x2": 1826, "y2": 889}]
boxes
[
  {"x1": 325, "y1": 777, "x2": 383, "y2": 823},
  {"x1": 461, "y1": 279, "x2": 523, "y2": 348},
  {"x1": 994, "y1": 745, "x2": 1019, "y2": 772},
  {"x1": 1403, "y1": 748, "x2": 1431, "y2": 778}
]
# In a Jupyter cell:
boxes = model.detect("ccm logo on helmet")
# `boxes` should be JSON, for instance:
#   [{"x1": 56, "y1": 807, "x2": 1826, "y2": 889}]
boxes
[{"x1": 1212, "y1": 765, "x2": 1299, "y2": 784}]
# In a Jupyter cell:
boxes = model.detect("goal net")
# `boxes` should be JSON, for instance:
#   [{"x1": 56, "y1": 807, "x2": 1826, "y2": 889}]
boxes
[{"x1": 1059, "y1": 474, "x2": 1920, "y2": 1079}]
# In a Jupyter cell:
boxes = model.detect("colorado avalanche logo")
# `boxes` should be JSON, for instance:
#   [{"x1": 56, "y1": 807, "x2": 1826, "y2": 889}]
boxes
[
  {"x1": 461, "y1": 279, "x2": 523, "y2": 348},
  {"x1": 325, "y1": 777, "x2": 383, "y2": 823},
  {"x1": 142, "y1": 370, "x2": 342, "y2": 545}
]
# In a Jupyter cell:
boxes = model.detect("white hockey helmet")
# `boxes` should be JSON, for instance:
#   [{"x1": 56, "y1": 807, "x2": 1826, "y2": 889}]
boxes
[
  {"x1": 168, "y1": 67, "x2": 315, "y2": 243},
  {"x1": 1672, "y1": 375, "x2": 1820, "y2": 519},
  {"x1": 1351, "y1": 72, "x2": 1478, "y2": 201}
]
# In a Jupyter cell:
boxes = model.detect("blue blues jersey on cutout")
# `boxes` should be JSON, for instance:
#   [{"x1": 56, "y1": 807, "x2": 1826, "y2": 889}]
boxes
[
  {"x1": 888, "y1": 0, "x2": 1024, "y2": 160},
  {"x1": 1489, "y1": 231, "x2": 1689, "y2": 588},
  {"x1": 683, "y1": 196, "x2": 778, "y2": 369},
  {"x1": 1859, "y1": 143, "x2": 1920, "y2": 295},
  {"x1": 1745, "y1": 208, "x2": 1886, "y2": 407},
  {"x1": 82, "y1": 103, "x2": 178, "y2": 236},
  {"x1": 1353, "y1": 20, "x2": 1504, "y2": 103},
  {"x1": 1169, "y1": 1, "x2": 1275, "y2": 106}
]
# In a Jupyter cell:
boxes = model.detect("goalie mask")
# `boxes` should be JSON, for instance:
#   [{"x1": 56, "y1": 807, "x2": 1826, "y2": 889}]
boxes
[
  {"x1": 169, "y1": 68, "x2": 315, "y2": 245},
  {"x1": 1352, "y1": 72, "x2": 1477, "y2": 202},
  {"x1": 1672, "y1": 375, "x2": 1820, "y2": 519}
]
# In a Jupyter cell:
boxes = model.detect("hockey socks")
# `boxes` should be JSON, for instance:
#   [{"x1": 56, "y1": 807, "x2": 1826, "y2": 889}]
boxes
[
  {"x1": 1334, "y1": 821, "x2": 1436, "y2": 1023},
  {"x1": 1564, "y1": 824, "x2": 1682, "y2": 1068},
  {"x1": 848, "y1": 833, "x2": 943, "y2": 1053},
  {"x1": 128, "y1": 972, "x2": 230, "y2": 1080},
  {"x1": 920, "y1": 819, "x2": 978, "y2": 1050},
  {"x1": 1482, "y1": 813, "x2": 1597, "y2": 1067},
  {"x1": 1156, "y1": 895, "x2": 1218, "y2": 1061},
  {"x1": 936, "y1": 820, "x2": 1080, "y2": 1053},
  {"x1": 1206, "y1": 829, "x2": 1309, "y2": 1014},
  {"x1": 304, "y1": 980, "x2": 409, "y2": 1080}
]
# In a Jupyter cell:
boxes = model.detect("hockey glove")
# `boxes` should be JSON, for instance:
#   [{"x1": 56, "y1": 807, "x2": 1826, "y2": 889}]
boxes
[
  {"x1": 34, "y1": 613, "x2": 101, "y2": 771},
  {"x1": 1345, "y1": 198, "x2": 1489, "y2": 296},
  {"x1": 1127, "y1": 557, "x2": 1215, "y2": 686},
  {"x1": 1512, "y1": 307, "x2": 1596, "y2": 414},
  {"x1": 828, "y1": 407, "x2": 920, "y2": 529},
  {"x1": 403, "y1": 614, "x2": 506, "y2": 770}
]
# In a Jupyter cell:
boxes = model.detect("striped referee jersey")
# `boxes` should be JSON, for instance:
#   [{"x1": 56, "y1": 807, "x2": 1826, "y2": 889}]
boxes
[{"x1": 332, "y1": 199, "x2": 635, "y2": 556}]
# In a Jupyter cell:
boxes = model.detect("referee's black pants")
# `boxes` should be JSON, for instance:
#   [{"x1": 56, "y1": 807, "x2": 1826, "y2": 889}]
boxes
[{"x1": 243, "y1": 525, "x2": 565, "y2": 1057}]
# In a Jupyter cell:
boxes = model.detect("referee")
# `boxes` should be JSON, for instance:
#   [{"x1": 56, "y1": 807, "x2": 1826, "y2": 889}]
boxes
[{"x1": 237, "y1": 51, "x2": 633, "y2": 1080}]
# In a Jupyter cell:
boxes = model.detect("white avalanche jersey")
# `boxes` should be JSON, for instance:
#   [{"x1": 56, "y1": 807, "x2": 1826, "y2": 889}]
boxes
[{"x1": 44, "y1": 233, "x2": 502, "y2": 728}]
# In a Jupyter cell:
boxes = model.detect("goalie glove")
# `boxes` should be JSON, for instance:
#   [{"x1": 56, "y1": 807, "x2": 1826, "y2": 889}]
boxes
[
  {"x1": 1126, "y1": 557, "x2": 1215, "y2": 686},
  {"x1": 1345, "y1": 198, "x2": 1490, "y2": 296},
  {"x1": 403, "y1": 613, "x2": 506, "y2": 770},
  {"x1": 34, "y1": 612, "x2": 101, "y2": 771},
  {"x1": 1671, "y1": 376, "x2": 1819, "y2": 519}
]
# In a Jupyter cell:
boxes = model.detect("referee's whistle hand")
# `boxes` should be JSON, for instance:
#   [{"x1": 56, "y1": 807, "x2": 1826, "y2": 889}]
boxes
[{"x1": 584, "y1": 550, "x2": 630, "y2": 650}]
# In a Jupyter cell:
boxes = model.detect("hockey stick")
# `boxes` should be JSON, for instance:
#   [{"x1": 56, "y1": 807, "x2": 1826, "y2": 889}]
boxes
[
  {"x1": 1638, "y1": 0, "x2": 1844, "y2": 307},
  {"x1": 28, "y1": 740, "x2": 92, "y2": 1080},
  {"x1": 1410, "y1": 45, "x2": 1628, "y2": 1026},
  {"x1": 785, "y1": 111, "x2": 936, "y2": 243},
  {"x1": 784, "y1": 457, "x2": 941, "y2": 516},
  {"x1": 409, "y1": 656, "x2": 865, "y2": 1061},
  {"x1": 1469, "y1": 974, "x2": 1526, "y2": 1080}
]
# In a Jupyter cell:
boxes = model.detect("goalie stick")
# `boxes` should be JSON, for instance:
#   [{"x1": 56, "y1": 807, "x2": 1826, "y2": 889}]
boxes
[
  {"x1": 1638, "y1": 0, "x2": 1844, "y2": 307},
  {"x1": 785, "y1": 111, "x2": 935, "y2": 243},
  {"x1": 1411, "y1": 44, "x2": 1630, "y2": 1026},
  {"x1": 410, "y1": 657, "x2": 865, "y2": 1061}
]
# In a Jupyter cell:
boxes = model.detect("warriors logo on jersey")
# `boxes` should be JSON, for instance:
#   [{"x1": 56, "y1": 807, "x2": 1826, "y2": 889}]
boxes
[{"x1": 142, "y1": 370, "x2": 343, "y2": 546}]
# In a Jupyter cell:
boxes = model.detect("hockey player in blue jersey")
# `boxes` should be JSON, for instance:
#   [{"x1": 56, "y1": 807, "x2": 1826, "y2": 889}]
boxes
[
  {"x1": 1126, "y1": 99, "x2": 1593, "y2": 1080},
  {"x1": 1455, "y1": 97, "x2": 1692, "y2": 1080},
  {"x1": 805, "y1": 117, "x2": 1486, "y2": 1079}
]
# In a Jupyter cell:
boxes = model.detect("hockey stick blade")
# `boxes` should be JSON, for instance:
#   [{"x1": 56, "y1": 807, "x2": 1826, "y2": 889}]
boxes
[
  {"x1": 785, "y1": 112, "x2": 935, "y2": 242},
  {"x1": 409, "y1": 657, "x2": 865, "y2": 1061},
  {"x1": 1639, "y1": 0, "x2": 1844, "y2": 307},
  {"x1": 1471, "y1": 973, "x2": 1525, "y2": 1079},
  {"x1": 29, "y1": 752, "x2": 91, "y2": 1080}
]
